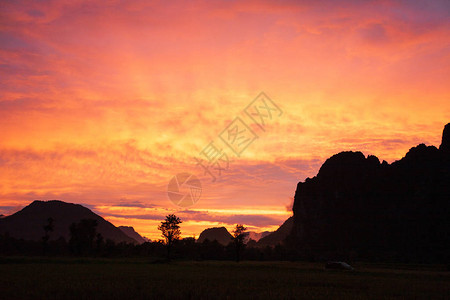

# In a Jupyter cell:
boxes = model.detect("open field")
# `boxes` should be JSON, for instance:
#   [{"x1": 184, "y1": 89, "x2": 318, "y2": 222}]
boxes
[{"x1": 1, "y1": 258, "x2": 449, "y2": 299}]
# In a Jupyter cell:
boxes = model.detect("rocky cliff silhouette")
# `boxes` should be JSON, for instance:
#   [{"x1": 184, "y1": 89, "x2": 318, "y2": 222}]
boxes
[
  {"x1": 291, "y1": 123, "x2": 450, "y2": 263},
  {"x1": 197, "y1": 227, "x2": 233, "y2": 245}
]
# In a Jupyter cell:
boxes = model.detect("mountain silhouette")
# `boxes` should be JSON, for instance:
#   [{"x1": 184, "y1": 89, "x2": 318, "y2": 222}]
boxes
[
  {"x1": 0, "y1": 200, "x2": 137, "y2": 244},
  {"x1": 256, "y1": 217, "x2": 293, "y2": 247},
  {"x1": 118, "y1": 226, "x2": 146, "y2": 244},
  {"x1": 291, "y1": 123, "x2": 450, "y2": 263},
  {"x1": 245, "y1": 230, "x2": 271, "y2": 243},
  {"x1": 197, "y1": 227, "x2": 233, "y2": 245}
]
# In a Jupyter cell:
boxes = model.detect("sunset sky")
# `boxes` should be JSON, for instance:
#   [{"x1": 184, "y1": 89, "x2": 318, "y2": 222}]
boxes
[{"x1": 1, "y1": 0, "x2": 449, "y2": 240}]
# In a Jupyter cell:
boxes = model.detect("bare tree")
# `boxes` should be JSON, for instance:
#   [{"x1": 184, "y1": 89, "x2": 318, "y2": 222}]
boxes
[
  {"x1": 158, "y1": 214, "x2": 182, "y2": 260},
  {"x1": 232, "y1": 224, "x2": 248, "y2": 262}
]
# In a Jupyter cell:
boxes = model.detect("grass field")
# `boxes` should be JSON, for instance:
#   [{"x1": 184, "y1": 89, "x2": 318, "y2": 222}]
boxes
[{"x1": 1, "y1": 257, "x2": 449, "y2": 299}]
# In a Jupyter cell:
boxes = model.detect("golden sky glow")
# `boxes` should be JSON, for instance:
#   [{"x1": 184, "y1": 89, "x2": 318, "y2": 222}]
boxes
[{"x1": 1, "y1": 0, "x2": 449, "y2": 239}]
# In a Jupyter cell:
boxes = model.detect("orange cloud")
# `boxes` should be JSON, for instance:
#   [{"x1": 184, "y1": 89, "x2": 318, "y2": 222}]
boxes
[{"x1": 0, "y1": 0, "x2": 449, "y2": 238}]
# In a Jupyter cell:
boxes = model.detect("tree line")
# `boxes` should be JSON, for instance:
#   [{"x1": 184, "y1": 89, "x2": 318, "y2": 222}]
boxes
[{"x1": 0, "y1": 214, "x2": 298, "y2": 261}]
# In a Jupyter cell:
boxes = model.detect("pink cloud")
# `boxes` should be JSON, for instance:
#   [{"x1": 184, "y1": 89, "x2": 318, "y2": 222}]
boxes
[{"x1": 1, "y1": 0, "x2": 449, "y2": 238}]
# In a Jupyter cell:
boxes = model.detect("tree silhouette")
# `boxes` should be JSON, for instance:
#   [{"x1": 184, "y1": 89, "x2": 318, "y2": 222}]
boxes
[
  {"x1": 232, "y1": 224, "x2": 248, "y2": 262},
  {"x1": 95, "y1": 233, "x2": 104, "y2": 256},
  {"x1": 42, "y1": 217, "x2": 54, "y2": 255},
  {"x1": 157, "y1": 214, "x2": 182, "y2": 260},
  {"x1": 69, "y1": 219, "x2": 98, "y2": 255}
]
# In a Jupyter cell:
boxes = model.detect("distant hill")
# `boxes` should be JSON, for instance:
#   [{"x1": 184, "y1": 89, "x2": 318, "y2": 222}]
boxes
[
  {"x1": 119, "y1": 226, "x2": 146, "y2": 244},
  {"x1": 197, "y1": 227, "x2": 233, "y2": 245},
  {"x1": 291, "y1": 123, "x2": 450, "y2": 263},
  {"x1": 0, "y1": 214, "x2": 4, "y2": 218},
  {"x1": 257, "y1": 217, "x2": 293, "y2": 247},
  {"x1": 0, "y1": 200, "x2": 137, "y2": 244},
  {"x1": 246, "y1": 231, "x2": 271, "y2": 243}
]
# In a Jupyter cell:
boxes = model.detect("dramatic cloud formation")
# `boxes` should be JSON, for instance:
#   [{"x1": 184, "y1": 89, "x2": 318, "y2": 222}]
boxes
[{"x1": 1, "y1": 0, "x2": 449, "y2": 239}]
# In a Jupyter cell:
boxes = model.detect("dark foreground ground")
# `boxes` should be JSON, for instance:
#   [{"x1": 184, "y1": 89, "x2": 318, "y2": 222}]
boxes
[{"x1": 0, "y1": 257, "x2": 449, "y2": 299}]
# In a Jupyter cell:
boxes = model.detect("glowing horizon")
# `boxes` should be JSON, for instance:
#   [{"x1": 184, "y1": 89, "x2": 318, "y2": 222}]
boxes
[{"x1": 1, "y1": 0, "x2": 449, "y2": 240}]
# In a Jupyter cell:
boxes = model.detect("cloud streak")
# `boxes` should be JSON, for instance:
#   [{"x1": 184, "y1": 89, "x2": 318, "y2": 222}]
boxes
[{"x1": 0, "y1": 0, "x2": 449, "y2": 238}]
